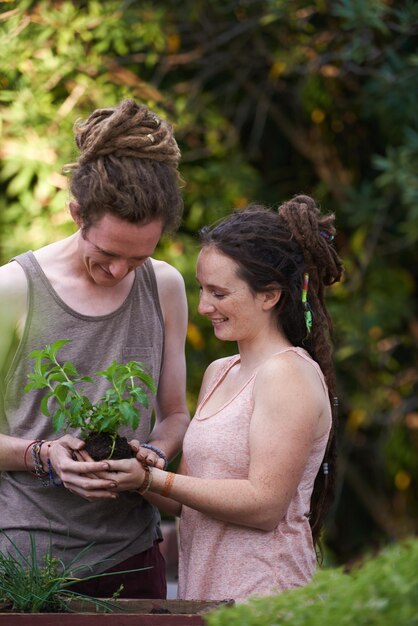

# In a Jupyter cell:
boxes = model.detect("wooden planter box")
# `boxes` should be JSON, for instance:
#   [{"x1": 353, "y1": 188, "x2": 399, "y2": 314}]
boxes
[{"x1": 0, "y1": 598, "x2": 233, "y2": 625}]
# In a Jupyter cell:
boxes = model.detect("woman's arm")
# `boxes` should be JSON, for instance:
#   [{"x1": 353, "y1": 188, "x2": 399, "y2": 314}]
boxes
[
  {"x1": 140, "y1": 455, "x2": 188, "y2": 517},
  {"x1": 105, "y1": 351, "x2": 329, "y2": 530}
]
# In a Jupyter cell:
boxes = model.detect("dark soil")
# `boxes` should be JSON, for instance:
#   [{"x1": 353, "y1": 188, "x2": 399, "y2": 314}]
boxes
[{"x1": 83, "y1": 433, "x2": 134, "y2": 461}]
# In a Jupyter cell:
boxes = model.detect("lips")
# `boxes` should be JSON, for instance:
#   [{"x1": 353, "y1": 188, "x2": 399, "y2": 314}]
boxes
[{"x1": 211, "y1": 318, "x2": 228, "y2": 325}]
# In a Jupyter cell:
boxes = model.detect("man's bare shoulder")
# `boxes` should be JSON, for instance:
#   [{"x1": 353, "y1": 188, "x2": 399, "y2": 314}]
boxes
[
  {"x1": 0, "y1": 261, "x2": 28, "y2": 299},
  {"x1": 150, "y1": 258, "x2": 186, "y2": 299},
  {"x1": 151, "y1": 258, "x2": 184, "y2": 284},
  {"x1": 0, "y1": 261, "x2": 28, "y2": 348}
]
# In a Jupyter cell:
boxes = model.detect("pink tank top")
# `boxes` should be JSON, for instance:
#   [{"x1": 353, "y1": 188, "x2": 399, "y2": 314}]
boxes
[{"x1": 178, "y1": 347, "x2": 331, "y2": 602}]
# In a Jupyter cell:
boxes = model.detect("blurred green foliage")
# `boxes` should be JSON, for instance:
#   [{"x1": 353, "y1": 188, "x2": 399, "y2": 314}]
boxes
[
  {"x1": 1, "y1": 0, "x2": 417, "y2": 562},
  {"x1": 206, "y1": 538, "x2": 418, "y2": 625}
]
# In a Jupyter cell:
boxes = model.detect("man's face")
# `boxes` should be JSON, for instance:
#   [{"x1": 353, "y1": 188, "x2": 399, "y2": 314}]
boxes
[{"x1": 79, "y1": 213, "x2": 163, "y2": 287}]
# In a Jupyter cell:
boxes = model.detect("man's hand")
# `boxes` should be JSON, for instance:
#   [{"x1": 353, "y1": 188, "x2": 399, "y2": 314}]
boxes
[
  {"x1": 46, "y1": 435, "x2": 119, "y2": 501},
  {"x1": 130, "y1": 439, "x2": 166, "y2": 469}
]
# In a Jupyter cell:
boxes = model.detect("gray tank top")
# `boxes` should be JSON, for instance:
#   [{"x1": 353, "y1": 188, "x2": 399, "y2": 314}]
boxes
[{"x1": 0, "y1": 251, "x2": 164, "y2": 575}]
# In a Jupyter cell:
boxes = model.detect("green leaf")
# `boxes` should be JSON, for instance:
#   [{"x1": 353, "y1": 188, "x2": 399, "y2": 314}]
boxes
[
  {"x1": 96, "y1": 361, "x2": 118, "y2": 380},
  {"x1": 25, "y1": 373, "x2": 48, "y2": 389},
  {"x1": 62, "y1": 361, "x2": 79, "y2": 377},
  {"x1": 45, "y1": 339, "x2": 72, "y2": 359},
  {"x1": 52, "y1": 410, "x2": 66, "y2": 432},
  {"x1": 129, "y1": 387, "x2": 149, "y2": 408},
  {"x1": 119, "y1": 402, "x2": 139, "y2": 430},
  {"x1": 26, "y1": 348, "x2": 45, "y2": 359},
  {"x1": 119, "y1": 401, "x2": 138, "y2": 420},
  {"x1": 47, "y1": 372, "x2": 67, "y2": 383},
  {"x1": 54, "y1": 383, "x2": 69, "y2": 403},
  {"x1": 40, "y1": 393, "x2": 51, "y2": 418},
  {"x1": 131, "y1": 368, "x2": 157, "y2": 394}
]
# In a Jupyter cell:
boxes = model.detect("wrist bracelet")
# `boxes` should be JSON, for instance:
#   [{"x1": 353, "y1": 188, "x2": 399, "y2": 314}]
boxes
[
  {"x1": 138, "y1": 463, "x2": 153, "y2": 495},
  {"x1": 24, "y1": 440, "x2": 39, "y2": 474},
  {"x1": 31, "y1": 440, "x2": 50, "y2": 487},
  {"x1": 46, "y1": 444, "x2": 62, "y2": 487},
  {"x1": 141, "y1": 443, "x2": 168, "y2": 470},
  {"x1": 161, "y1": 471, "x2": 175, "y2": 498}
]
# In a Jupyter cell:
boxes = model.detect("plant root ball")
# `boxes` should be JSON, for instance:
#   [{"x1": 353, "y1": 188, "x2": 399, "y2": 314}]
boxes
[{"x1": 83, "y1": 433, "x2": 134, "y2": 461}]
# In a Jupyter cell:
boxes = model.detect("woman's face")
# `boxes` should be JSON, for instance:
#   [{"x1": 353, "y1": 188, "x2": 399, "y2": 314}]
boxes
[{"x1": 196, "y1": 246, "x2": 273, "y2": 344}]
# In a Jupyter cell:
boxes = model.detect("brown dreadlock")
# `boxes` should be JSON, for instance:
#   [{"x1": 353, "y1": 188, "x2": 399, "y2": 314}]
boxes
[{"x1": 65, "y1": 99, "x2": 183, "y2": 232}]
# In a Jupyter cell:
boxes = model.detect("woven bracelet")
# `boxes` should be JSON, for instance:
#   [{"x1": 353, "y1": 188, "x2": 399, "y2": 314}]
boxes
[
  {"x1": 31, "y1": 440, "x2": 50, "y2": 487},
  {"x1": 141, "y1": 443, "x2": 168, "y2": 470}
]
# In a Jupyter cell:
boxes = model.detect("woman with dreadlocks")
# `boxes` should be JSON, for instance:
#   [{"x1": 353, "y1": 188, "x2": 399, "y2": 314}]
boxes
[{"x1": 105, "y1": 195, "x2": 343, "y2": 601}]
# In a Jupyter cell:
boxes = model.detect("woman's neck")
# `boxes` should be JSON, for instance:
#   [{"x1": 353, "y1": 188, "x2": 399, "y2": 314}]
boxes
[{"x1": 237, "y1": 333, "x2": 293, "y2": 375}]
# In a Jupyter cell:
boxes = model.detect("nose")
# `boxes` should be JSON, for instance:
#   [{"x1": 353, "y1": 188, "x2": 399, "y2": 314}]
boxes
[
  {"x1": 108, "y1": 258, "x2": 130, "y2": 280},
  {"x1": 198, "y1": 291, "x2": 216, "y2": 316}
]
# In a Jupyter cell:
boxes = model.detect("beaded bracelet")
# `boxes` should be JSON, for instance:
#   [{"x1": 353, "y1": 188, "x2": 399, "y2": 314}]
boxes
[
  {"x1": 141, "y1": 443, "x2": 168, "y2": 470},
  {"x1": 138, "y1": 462, "x2": 153, "y2": 495}
]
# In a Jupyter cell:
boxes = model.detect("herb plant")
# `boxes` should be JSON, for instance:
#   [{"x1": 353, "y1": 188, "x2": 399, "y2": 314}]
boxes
[
  {"x1": 25, "y1": 339, "x2": 156, "y2": 459},
  {"x1": 0, "y1": 530, "x2": 147, "y2": 613}
]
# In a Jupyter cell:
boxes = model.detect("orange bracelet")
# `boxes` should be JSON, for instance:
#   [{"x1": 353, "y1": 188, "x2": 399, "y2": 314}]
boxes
[{"x1": 161, "y1": 471, "x2": 175, "y2": 498}]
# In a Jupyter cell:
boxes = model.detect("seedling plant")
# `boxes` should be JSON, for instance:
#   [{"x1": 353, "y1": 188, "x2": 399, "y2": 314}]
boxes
[{"x1": 25, "y1": 339, "x2": 156, "y2": 460}]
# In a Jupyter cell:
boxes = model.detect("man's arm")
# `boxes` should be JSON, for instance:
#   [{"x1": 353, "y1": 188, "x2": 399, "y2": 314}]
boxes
[
  {"x1": 144, "y1": 260, "x2": 190, "y2": 465},
  {"x1": 0, "y1": 261, "x2": 30, "y2": 469},
  {"x1": 0, "y1": 262, "x2": 117, "y2": 499},
  {"x1": 0, "y1": 261, "x2": 27, "y2": 379}
]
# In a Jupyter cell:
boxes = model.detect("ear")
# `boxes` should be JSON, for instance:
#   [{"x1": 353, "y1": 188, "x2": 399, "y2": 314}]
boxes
[
  {"x1": 69, "y1": 201, "x2": 83, "y2": 228},
  {"x1": 261, "y1": 286, "x2": 282, "y2": 311}
]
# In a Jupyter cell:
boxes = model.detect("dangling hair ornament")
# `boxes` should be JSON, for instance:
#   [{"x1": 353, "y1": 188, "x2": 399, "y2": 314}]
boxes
[
  {"x1": 302, "y1": 272, "x2": 313, "y2": 337},
  {"x1": 319, "y1": 229, "x2": 335, "y2": 242}
]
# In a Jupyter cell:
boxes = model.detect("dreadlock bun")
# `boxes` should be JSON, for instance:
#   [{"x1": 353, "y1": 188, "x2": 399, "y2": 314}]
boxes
[
  {"x1": 278, "y1": 195, "x2": 343, "y2": 289},
  {"x1": 74, "y1": 99, "x2": 180, "y2": 166}
]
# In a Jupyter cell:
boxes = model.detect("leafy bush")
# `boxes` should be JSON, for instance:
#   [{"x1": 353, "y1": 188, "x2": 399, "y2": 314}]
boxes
[{"x1": 206, "y1": 539, "x2": 418, "y2": 626}]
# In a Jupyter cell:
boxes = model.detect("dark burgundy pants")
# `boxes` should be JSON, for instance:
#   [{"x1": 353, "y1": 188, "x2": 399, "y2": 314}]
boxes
[{"x1": 70, "y1": 540, "x2": 167, "y2": 599}]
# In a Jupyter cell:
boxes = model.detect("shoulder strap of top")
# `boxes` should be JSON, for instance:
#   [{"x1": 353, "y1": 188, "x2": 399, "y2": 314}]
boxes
[
  {"x1": 199, "y1": 355, "x2": 239, "y2": 408},
  {"x1": 272, "y1": 346, "x2": 329, "y2": 395}
]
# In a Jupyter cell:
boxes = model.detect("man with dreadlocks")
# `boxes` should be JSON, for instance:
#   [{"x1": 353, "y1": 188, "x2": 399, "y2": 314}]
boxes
[{"x1": 0, "y1": 100, "x2": 189, "y2": 598}]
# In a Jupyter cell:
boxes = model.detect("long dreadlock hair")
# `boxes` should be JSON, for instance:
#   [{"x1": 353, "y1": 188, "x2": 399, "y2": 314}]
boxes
[{"x1": 199, "y1": 195, "x2": 343, "y2": 547}]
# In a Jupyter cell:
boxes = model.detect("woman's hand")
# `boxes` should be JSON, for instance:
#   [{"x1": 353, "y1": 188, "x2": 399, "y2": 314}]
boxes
[{"x1": 100, "y1": 456, "x2": 147, "y2": 492}]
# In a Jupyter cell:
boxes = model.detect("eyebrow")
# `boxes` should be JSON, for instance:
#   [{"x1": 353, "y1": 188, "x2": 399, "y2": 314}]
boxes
[
  {"x1": 92, "y1": 242, "x2": 148, "y2": 262},
  {"x1": 195, "y1": 277, "x2": 226, "y2": 291}
]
